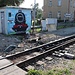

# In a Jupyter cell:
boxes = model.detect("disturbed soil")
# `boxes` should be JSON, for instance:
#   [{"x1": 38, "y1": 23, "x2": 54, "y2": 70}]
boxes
[{"x1": 0, "y1": 33, "x2": 63, "y2": 56}]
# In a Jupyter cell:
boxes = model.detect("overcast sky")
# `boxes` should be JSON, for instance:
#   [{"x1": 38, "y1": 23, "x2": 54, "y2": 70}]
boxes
[{"x1": 20, "y1": 0, "x2": 43, "y2": 9}]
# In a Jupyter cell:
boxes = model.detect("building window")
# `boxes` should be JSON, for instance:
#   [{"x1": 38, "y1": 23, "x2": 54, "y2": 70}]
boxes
[
  {"x1": 73, "y1": 1, "x2": 75, "y2": 8},
  {"x1": 57, "y1": 11, "x2": 61, "y2": 19},
  {"x1": 70, "y1": 0, "x2": 72, "y2": 7},
  {"x1": 9, "y1": 12, "x2": 11, "y2": 17},
  {"x1": 49, "y1": 0, "x2": 52, "y2": 6},
  {"x1": 48, "y1": 12, "x2": 52, "y2": 18},
  {"x1": 58, "y1": 0, "x2": 62, "y2": 6}
]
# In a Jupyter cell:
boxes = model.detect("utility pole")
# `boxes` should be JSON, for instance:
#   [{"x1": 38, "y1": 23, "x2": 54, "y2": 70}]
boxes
[
  {"x1": 33, "y1": 0, "x2": 36, "y2": 33},
  {"x1": 68, "y1": 0, "x2": 70, "y2": 14}
]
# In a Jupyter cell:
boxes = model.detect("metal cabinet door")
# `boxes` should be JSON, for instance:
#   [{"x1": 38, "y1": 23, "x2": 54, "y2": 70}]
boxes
[{"x1": 1, "y1": 12, "x2": 5, "y2": 34}]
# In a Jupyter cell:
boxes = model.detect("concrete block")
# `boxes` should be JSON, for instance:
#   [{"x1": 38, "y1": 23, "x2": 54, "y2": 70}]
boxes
[
  {"x1": 0, "y1": 65, "x2": 27, "y2": 75},
  {"x1": 69, "y1": 45, "x2": 73, "y2": 48},
  {"x1": 32, "y1": 52, "x2": 40, "y2": 56},
  {"x1": 0, "y1": 59, "x2": 13, "y2": 70},
  {"x1": 64, "y1": 53, "x2": 75, "y2": 59},
  {"x1": 45, "y1": 57, "x2": 53, "y2": 61},
  {"x1": 65, "y1": 48, "x2": 69, "y2": 50},
  {"x1": 26, "y1": 65, "x2": 35, "y2": 70},
  {"x1": 36, "y1": 61, "x2": 45, "y2": 65}
]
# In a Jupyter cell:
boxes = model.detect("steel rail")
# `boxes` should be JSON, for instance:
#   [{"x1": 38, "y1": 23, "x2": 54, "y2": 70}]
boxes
[
  {"x1": 17, "y1": 38, "x2": 75, "y2": 71},
  {"x1": 6, "y1": 34, "x2": 75, "y2": 61}
]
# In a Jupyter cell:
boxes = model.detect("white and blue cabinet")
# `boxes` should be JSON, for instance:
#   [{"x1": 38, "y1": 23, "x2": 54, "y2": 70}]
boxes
[{"x1": 0, "y1": 6, "x2": 31, "y2": 34}]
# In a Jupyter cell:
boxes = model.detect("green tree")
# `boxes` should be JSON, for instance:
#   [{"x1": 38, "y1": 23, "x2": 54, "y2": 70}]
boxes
[
  {"x1": 35, "y1": 3, "x2": 42, "y2": 19},
  {"x1": 32, "y1": 3, "x2": 42, "y2": 19},
  {"x1": 0, "y1": 0, "x2": 24, "y2": 7},
  {"x1": 37, "y1": 9, "x2": 42, "y2": 19}
]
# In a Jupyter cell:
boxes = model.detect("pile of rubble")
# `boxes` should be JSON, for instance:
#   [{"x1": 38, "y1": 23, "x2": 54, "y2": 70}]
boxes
[{"x1": 0, "y1": 33, "x2": 63, "y2": 56}]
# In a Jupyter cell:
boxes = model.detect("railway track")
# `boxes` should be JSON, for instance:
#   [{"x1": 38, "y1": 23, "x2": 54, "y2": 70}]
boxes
[{"x1": 6, "y1": 35, "x2": 75, "y2": 71}]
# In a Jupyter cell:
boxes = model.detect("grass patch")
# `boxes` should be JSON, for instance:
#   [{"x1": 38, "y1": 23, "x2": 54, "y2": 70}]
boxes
[
  {"x1": 57, "y1": 22, "x2": 75, "y2": 29},
  {"x1": 27, "y1": 69, "x2": 42, "y2": 75},
  {"x1": 46, "y1": 69, "x2": 72, "y2": 75},
  {"x1": 27, "y1": 69, "x2": 72, "y2": 75},
  {"x1": 31, "y1": 28, "x2": 42, "y2": 33},
  {"x1": 36, "y1": 28, "x2": 41, "y2": 32}
]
